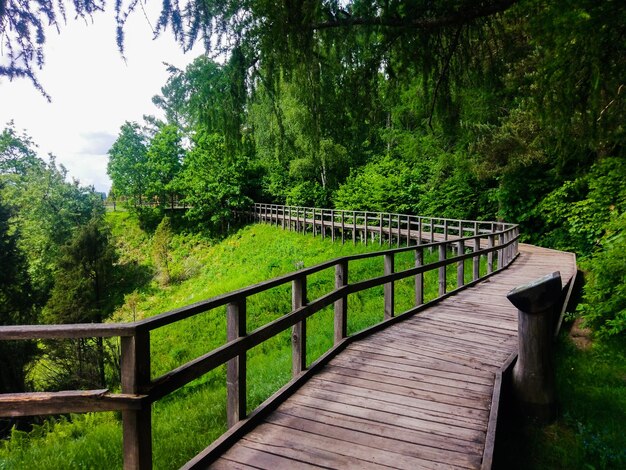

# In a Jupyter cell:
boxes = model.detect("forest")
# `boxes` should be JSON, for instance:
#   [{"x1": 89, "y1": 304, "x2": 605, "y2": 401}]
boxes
[{"x1": 1, "y1": 0, "x2": 626, "y2": 468}]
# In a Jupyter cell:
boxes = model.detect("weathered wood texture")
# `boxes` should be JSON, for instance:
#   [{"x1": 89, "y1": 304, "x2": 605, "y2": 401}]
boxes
[{"x1": 206, "y1": 244, "x2": 576, "y2": 469}]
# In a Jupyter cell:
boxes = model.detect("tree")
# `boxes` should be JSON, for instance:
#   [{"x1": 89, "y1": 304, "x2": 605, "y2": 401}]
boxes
[
  {"x1": 145, "y1": 124, "x2": 184, "y2": 208},
  {"x1": 42, "y1": 217, "x2": 117, "y2": 389},
  {"x1": 107, "y1": 122, "x2": 148, "y2": 208},
  {"x1": 0, "y1": 186, "x2": 37, "y2": 394},
  {"x1": 177, "y1": 132, "x2": 252, "y2": 233}
]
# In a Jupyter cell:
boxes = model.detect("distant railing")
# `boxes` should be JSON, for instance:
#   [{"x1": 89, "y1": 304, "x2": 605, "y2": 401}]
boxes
[{"x1": 0, "y1": 205, "x2": 519, "y2": 469}]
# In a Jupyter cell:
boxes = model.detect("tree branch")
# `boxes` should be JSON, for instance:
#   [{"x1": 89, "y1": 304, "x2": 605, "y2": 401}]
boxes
[{"x1": 312, "y1": 0, "x2": 519, "y2": 31}]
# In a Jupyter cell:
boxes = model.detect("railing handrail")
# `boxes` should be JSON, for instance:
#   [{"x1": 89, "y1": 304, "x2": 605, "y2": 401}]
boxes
[{"x1": 0, "y1": 203, "x2": 520, "y2": 469}]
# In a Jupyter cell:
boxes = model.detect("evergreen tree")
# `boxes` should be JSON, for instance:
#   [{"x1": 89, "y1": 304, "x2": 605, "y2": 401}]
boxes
[
  {"x1": 42, "y1": 217, "x2": 117, "y2": 389},
  {"x1": 0, "y1": 186, "x2": 37, "y2": 394}
]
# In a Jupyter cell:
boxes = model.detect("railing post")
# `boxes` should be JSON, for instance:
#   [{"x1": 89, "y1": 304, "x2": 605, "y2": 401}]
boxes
[
  {"x1": 498, "y1": 231, "x2": 505, "y2": 270},
  {"x1": 487, "y1": 234, "x2": 495, "y2": 274},
  {"x1": 388, "y1": 214, "x2": 392, "y2": 246},
  {"x1": 334, "y1": 261, "x2": 348, "y2": 344},
  {"x1": 415, "y1": 247, "x2": 424, "y2": 306},
  {"x1": 331, "y1": 210, "x2": 335, "y2": 242},
  {"x1": 227, "y1": 299, "x2": 247, "y2": 428},
  {"x1": 473, "y1": 223, "x2": 480, "y2": 281},
  {"x1": 281, "y1": 206, "x2": 285, "y2": 230},
  {"x1": 417, "y1": 217, "x2": 422, "y2": 245},
  {"x1": 457, "y1": 239, "x2": 465, "y2": 288},
  {"x1": 321, "y1": 210, "x2": 325, "y2": 240},
  {"x1": 341, "y1": 211, "x2": 345, "y2": 244},
  {"x1": 379, "y1": 213, "x2": 383, "y2": 245},
  {"x1": 292, "y1": 276, "x2": 307, "y2": 375},
  {"x1": 430, "y1": 218, "x2": 435, "y2": 245},
  {"x1": 444, "y1": 219, "x2": 449, "y2": 240},
  {"x1": 352, "y1": 211, "x2": 357, "y2": 244},
  {"x1": 121, "y1": 332, "x2": 152, "y2": 470},
  {"x1": 406, "y1": 215, "x2": 411, "y2": 245},
  {"x1": 438, "y1": 243, "x2": 447, "y2": 296},
  {"x1": 384, "y1": 253, "x2": 394, "y2": 319},
  {"x1": 507, "y1": 272, "x2": 562, "y2": 422},
  {"x1": 363, "y1": 211, "x2": 367, "y2": 246}
]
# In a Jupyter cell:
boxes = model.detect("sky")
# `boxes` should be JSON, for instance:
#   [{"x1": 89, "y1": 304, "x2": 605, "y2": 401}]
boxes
[{"x1": 0, "y1": 3, "x2": 202, "y2": 193}]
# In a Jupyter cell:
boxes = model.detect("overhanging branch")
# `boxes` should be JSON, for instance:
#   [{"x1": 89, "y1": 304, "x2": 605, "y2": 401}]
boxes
[{"x1": 312, "y1": 0, "x2": 519, "y2": 31}]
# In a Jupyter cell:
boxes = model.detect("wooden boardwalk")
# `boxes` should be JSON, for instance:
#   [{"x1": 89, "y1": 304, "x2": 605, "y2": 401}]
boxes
[{"x1": 207, "y1": 244, "x2": 576, "y2": 469}]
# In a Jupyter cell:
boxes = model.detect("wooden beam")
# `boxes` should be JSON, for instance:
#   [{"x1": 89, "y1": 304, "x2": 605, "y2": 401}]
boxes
[
  {"x1": 227, "y1": 299, "x2": 247, "y2": 428},
  {"x1": 292, "y1": 276, "x2": 307, "y2": 375},
  {"x1": 384, "y1": 253, "x2": 395, "y2": 319},
  {"x1": 121, "y1": 332, "x2": 152, "y2": 470},
  {"x1": 334, "y1": 261, "x2": 348, "y2": 344},
  {"x1": 0, "y1": 390, "x2": 144, "y2": 417}
]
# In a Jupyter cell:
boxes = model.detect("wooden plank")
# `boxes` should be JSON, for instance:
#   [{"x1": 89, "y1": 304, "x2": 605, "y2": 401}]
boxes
[
  {"x1": 0, "y1": 390, "x2": 144, "y2": 417},
  {"x1": 266, "y1": 412, "x2": 480, "y2": 469},
  {"x1": 275, "y1": 401, "x2": 479, "y2": 455},
  {"x1": 251, "y1": 422, "x2": 460, "y2": 470},
  {"x1": 327, "y1": 360, "x2": 491, "y2": 394},
  {"x1": 307, "y1": 374, "x2": 490, "y2": 415},
  {"x1": 311, "y1": 370, "x2": 490, "y2": 415},
  {"x1": 337, "y1": 349, "x2": 495, "y2": 385},
  {"x1": 301, "y1": 379, "x2": 489, "y2": 423},
  {"x1": 345, "y1": 344, "x2": 496, "y2": 379},
  {"x1": 241, "y1": 429, "x2": 389, "y2": 469},
  {"x1": 291, "y1": 388, "x2": 485, "y2": 442},
  {"x1": 218, "y1": 441, "x2": 324, "y2": 469}
]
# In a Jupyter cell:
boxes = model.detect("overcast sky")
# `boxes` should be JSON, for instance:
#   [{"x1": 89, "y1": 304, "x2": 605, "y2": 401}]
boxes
[{"x1": 0, "y1": 3, "x2": 202, "y2": 193}]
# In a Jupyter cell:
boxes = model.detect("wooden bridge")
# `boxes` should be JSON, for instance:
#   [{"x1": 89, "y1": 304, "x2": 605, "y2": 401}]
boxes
[{"x1": 0, "y1": 204, "x2": 577, "y2": 469}]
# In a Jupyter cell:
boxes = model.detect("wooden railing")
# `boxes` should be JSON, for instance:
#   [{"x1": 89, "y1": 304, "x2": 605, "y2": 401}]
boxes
[
  {"x1": 0, "y1": 207, "x2": 519, "y2": 469},
  {"x1": 252, "y1": 203, "x2": 514, "y2": 248}
]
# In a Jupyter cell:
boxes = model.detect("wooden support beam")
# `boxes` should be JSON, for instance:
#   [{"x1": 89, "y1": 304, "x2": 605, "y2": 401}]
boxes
[
  {"x1": 438, "y1": 244, "x2": 447, "y2": 296},
  {"x1": 384, "y1": 253, "x2": 394, "y2": 319},
  {"x1": 507, "y1": 272, "x2": 562, "y2": 422},
  {"x1": 487, "y1": 234, "x2": 494, "y2": 274},
  {"x1": 121, "y1": 332, "x2": 152, "y2": 470},
  {"x1": 227, "y1": 300, "x2": 247, "y2": 428},
  {"x1": 334, "y1": 261, "x2": 348, "y2": 344},
  {"x1": 415, "y1": 247, "x2": 424, "y2": 306},
  {"x1": 457, "y1": 239, "x2": 465, "y2": 288},
  {"x1": 292, "y1": 276, "x2": 307, "y2": 375}
]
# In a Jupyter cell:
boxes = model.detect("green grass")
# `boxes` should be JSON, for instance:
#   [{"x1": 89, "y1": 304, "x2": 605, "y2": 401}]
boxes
[
  {"x1": 0, "y1": 214, "x2": 493, "y2": 469},
  {"x1": 495, "y1": 334, "x2": 626, "y2": 469}
]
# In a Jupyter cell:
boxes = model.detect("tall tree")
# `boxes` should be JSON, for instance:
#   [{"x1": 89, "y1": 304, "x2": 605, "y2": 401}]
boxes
[
  {"x1": 0, "y1": 186, "x2": 37, "y2": 394},
  {"x1": 145, "y1": 124, "x2": 184, "y2": 208},
  {"x1": 107, "y1": 122, "x2": 148, "y2": 208},
  {"x1": 42, "y1": 217, "x2": 117, "y2": 389}
]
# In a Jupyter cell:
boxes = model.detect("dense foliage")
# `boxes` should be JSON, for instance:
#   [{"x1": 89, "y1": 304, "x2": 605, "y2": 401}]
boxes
[{"x1": 0, "y1": 123, "x2": 117, "y2": 399}]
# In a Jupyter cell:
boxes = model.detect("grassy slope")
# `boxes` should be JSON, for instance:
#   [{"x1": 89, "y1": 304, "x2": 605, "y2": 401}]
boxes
[
  {"x1": 0, "y1": 212, "x2": 452, "y2": 469},
  {"x1": 5, "y1": 213, "x2": 621, "y2": 469}
]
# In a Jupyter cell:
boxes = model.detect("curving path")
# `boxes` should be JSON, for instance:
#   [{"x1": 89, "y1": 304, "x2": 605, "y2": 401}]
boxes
[{"x1": 193, "y1": 244, "x2": 576, "y2": 469}]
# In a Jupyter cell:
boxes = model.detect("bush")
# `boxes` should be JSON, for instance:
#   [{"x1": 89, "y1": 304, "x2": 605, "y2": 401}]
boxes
[{"x1": 578, "y1": 212, "x2": 626, "y2": 336}]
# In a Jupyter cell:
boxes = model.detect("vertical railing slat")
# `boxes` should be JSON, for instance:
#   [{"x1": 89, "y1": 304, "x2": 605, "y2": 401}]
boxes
[
  {"x1": 227, "y1": 299, "x2": 247, "y2": 428},
  {"x1": 384, "y1": 253, "x2": 395, "y2": 319},
  {"x1": 121, "y1": 332, "x2": 152, "y2": 470},
  {"x1": 292, "y1": 276, "x2": 307, "y2": 375},
  {"x1": 334, "y1": 261, "x2": 348, "y2": 344}
]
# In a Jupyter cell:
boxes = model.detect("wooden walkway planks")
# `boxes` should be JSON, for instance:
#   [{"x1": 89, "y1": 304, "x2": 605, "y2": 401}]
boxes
[{"x1": 208, "y1": 244, "x2": 576, "y2": 469}]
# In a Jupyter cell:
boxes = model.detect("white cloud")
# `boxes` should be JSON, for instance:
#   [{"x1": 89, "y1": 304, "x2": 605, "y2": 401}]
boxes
[{"x1": 0, "y1": 3, "x2": 202, "y2": 193}]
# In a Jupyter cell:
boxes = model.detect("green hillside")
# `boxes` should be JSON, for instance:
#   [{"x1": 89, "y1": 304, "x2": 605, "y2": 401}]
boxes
[{"x1": 1, "y1": 211, "x2": 449, "y2": 469}]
